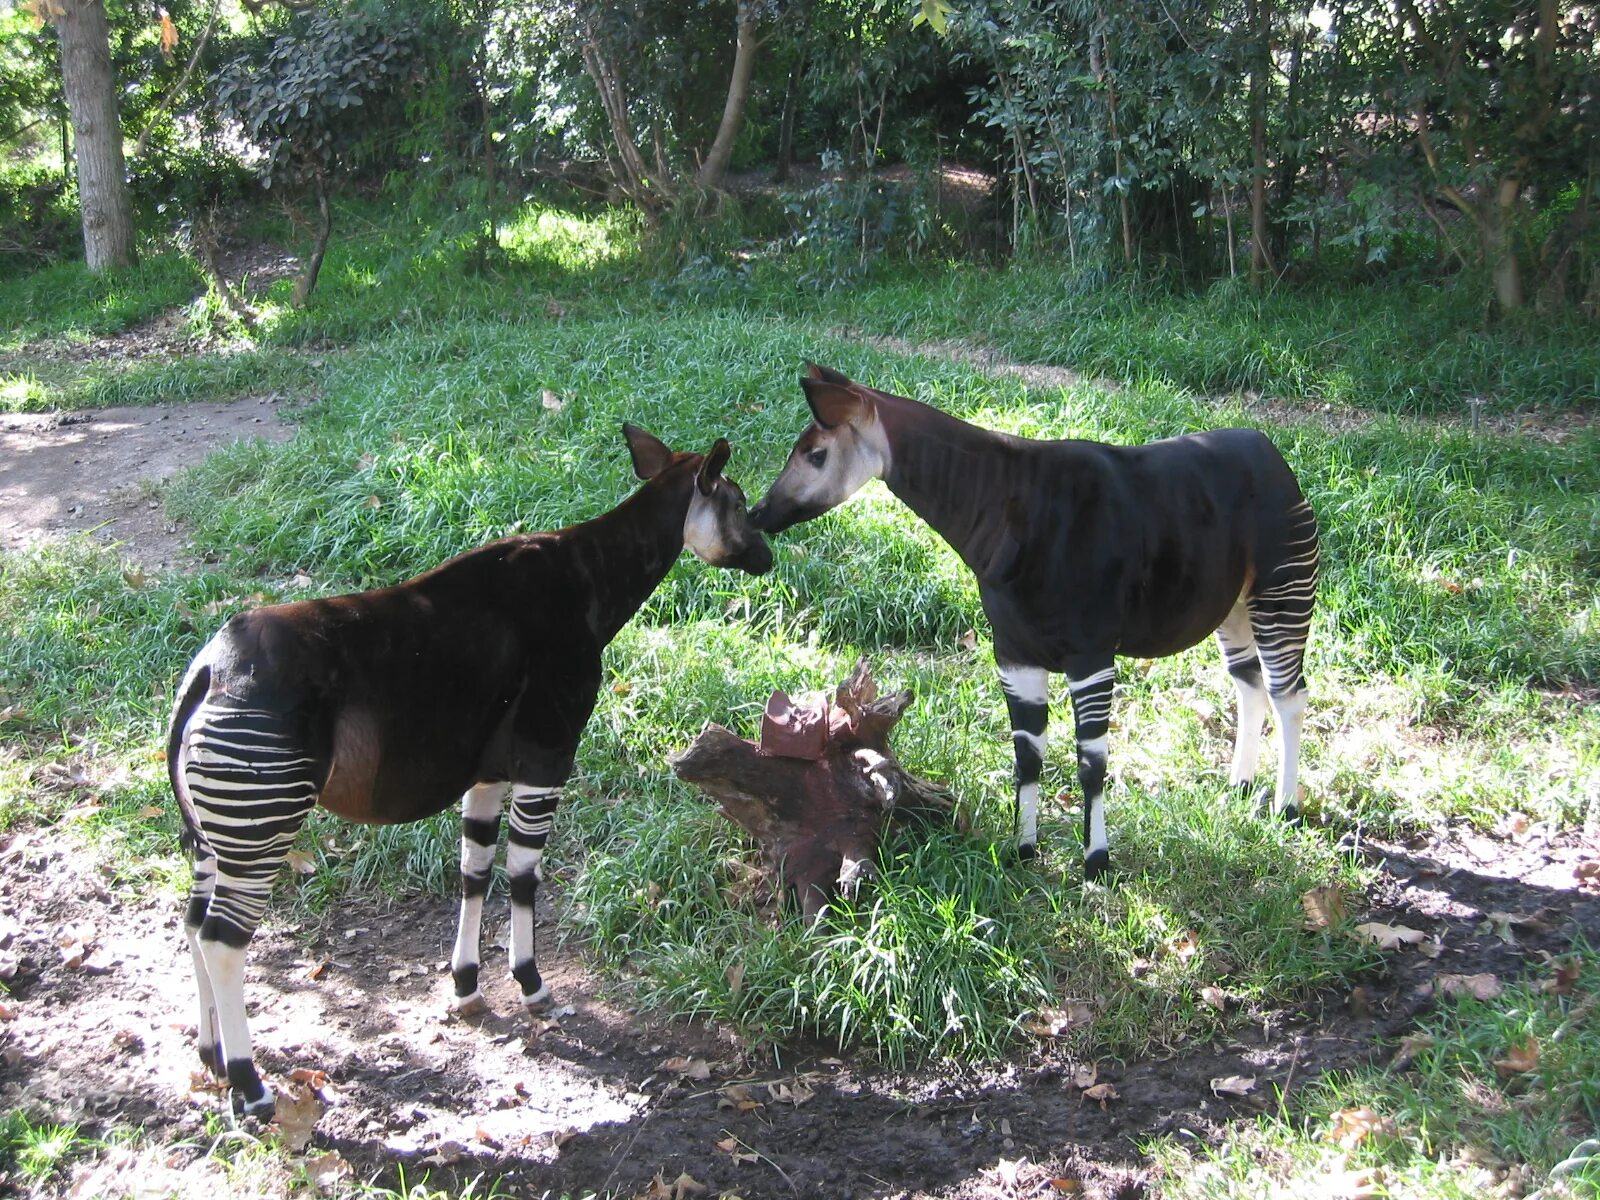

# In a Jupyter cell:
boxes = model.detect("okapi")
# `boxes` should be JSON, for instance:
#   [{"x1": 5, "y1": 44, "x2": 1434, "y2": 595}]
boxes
[
  {"x1": 749, "y1": 364, "x2": 1318, "y2": 880},
  {"x1": 168, "y1": 426, "x2": 772, "y2": 1118}
]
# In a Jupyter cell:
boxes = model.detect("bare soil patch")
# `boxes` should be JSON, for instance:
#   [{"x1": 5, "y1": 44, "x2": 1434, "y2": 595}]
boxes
[
  {"x1": 0, "y1": 397, "x2": 297, "y2": 570},
  {"x1": 1, "y1": 814, "x2": 1596, "y2": 1199}
]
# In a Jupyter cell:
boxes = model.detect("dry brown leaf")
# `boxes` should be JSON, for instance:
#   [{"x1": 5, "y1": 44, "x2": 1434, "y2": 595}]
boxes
[
  {"x1": 1352, "y1": 921, "x2": 1428, "y2": 950},
  {"x1": 304, "y1": 1149, "x2": 352, "y2": 1194},
  {"x1": 1493, "y1": 1037, "x2": 1540, "y2": 1077},
  {"x1": 541, "y1": 390, "x2": 565, "y2": 413},
  {"x1": 659, "y1": 1056, "x2": 711, "y2": 1081},
  {"x1": 303, "y1": 959, "x2": 330, "y2": 981},
  {"x1": 1576, "y1": 861, "x2": 1600, "y2": 891},
  {"x1": 122, "y1": 567, "x2": 147, "y2": 590},
  {"x1": 1209, "y1": 1074, "x2": 1257, "y2": 1097},
  {"x1": 670, "y1": 1172, "x2": 707, "y2": 1198},
  {"x1": 285, "y1": 849, "x2": 317, "y2": 875},
  {"x1": 362, "y1": 494, "x2": 383, "y2": 510},
  {"x1": 1068, "y1": 1062, "x2": 1098, "y2": 1089},
  {"x1": 1165, "y1": 931, "x2": 1201, "y2": 961},
  {"x1": 726, "y1": 960, "x2": 745, "y2": 998},
  {"x1": 1082, "y1": 1082, "x2": 1119, "y2": 1107},
  {"x1": 718, "y1": 1084, "x2": 763, "y2": 1112},
  {"x1": 1435, "y1": 972, "x2": 1503, "y2": 1001},
  {"x1": 1390, "y1": 1032, "x2": 1434, "y2": 1070},
  {"x1": 1540, "y1": 956, "x2": 1582, "y2": 995},
  {"x1": 1325, "y1": 1166, "x2": 1386, "y2": 1200},
  {"x1": 1301, "y1": 885, "x2": 1348, "y2": 929},
  {"x1": 715, "y1": 1137, "x2": 738, "y2": 1153},
  {"x1": 272, "y1": 1080, "x2": 324, "y2": 1151},
  {"x1": 957, "y1": 629, "x2": 978, "y2": 653},
  {"x1": 289, "y1": 1067, "x2": 329, "y2": 1088},
  {"x1": 1200, "y1": 986, "x2": 1228, "y2": 1011},
  {"x1": 1326, "y1": 1106, "x2": 1395, "y2": 1149},
  {"x1": 0, "y1": 1002, "x2": 15, "y2": 1021},
  {"x1": 1048, "y1": 1180, "x2": 1085, "y2": 1195},
  {"x1": 767, "y1": 1079, "x2": 816, "y2": 1106},
  {"x1": 1025, "y1": 1001, "x2": 1095, "y2": 1037},
  {"x1": 1417, "y1": 937, "x2": 1445, "y2": 959},
  {"x1": 138, "y1": 805, "x2": 164, "y2": 820}
]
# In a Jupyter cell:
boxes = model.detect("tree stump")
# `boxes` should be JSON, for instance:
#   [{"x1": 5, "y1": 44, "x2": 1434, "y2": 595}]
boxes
[{"x1": 670, "y1": 659, "x2": 956, "y2": 921}]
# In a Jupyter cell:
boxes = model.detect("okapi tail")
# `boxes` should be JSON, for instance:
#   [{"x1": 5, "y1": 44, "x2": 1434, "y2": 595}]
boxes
[{"x1": 167, "y1": 659, "x2": 212, "y2": 856}]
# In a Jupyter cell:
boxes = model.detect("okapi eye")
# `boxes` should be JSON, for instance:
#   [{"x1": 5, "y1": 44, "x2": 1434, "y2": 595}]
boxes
[{"x1": 807, "y1": 449, "x2": 828, "y2": 469}]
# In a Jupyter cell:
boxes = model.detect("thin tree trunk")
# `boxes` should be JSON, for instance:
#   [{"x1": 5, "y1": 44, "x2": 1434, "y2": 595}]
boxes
[
  {"x1": 1488, "y1": 176, "x2": 1524, "y2": 314},
  {"x1": 697, "y1": 0, "x2": 760, "y2": 192},
  {"x1": 54, "y1": 0, "x2": 136, "y2": 271},
  {"x1": 774, "y1": 51, "x2": 806, "y2": 184},
  {"x1": 292, "y1": 178, "x2": 332, "y2": 308},
  {"x1": 1095, "y1": 25, "x2": 1133, "y2": 265},
  {"x1": 1247, "y1": 0, "x2": 1271, "y2": 289},
  {"x1": 579, "y1": 15, "x2": 672, "y2": 211}
]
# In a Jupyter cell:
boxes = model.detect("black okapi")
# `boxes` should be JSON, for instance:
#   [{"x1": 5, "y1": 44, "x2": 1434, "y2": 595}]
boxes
[
  {"x1": 749, "y1": 364, "x2": 1318, "y2": 880},
  {"x1": 168, "y1": 426, "x2": 772, "y2": 1118}
]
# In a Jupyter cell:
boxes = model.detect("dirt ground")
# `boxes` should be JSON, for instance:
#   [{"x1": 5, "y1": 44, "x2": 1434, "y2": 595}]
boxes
[{"x1": 1, "y1": 385, "x2": 1598, "y2": 1199}]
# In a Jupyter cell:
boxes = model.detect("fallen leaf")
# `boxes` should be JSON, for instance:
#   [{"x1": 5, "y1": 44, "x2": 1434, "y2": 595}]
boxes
[
  {"x1": 1352, "y1": 921, "x2": 1428, "y2": 950},
  {"x1": 303, "y1": 959, "x2": 330, "y2": 982},
  {"x1": 1165, "y1": 931, "x2": 1201, "y2": 961},
  {"x1": 1417, "y1": 938, "x2": 1445, "y2": 959},
  {"x1": 289, "y1": 1067, "x2": 329, "y2": 1089},
  {"x1": 272, "y1": 1080, "x2": 324, "y2": 1152},
  {"x1": 1068, "y1": 1062, "x2": 1098, "y2": 1089},
  {"x1": 1539, "y1": 956, "x2": 1581, "y2": 995},
  {"x1": 1492, "y1": 1037, "x2": 1540, "y2": 1077},
  {"x1": 1025, "y1": 1001, "x2": 1095, "y2": 1037},
  {"x1": 718, "y1": 1085, "x2": 763, "y2": 1112},
  {"x1": 362, "y1": 494, "x2": 383, "y2": 510},
  {"x1": 138, "y1": 805, "x2": 164, "y2": 819},
  {"x1": 1326, "y1": 1107, "x2": 1395, "y2": 1149},
  {"x1": 670, "y1": 1172, "x2": 706, "y2": 1198},
  {"x1": 767, "y1": 1079, "x2": 816, "y2": 1106},
  {"x1": 1390, "y1": 1032, "x2": 1434, "y2": 1070},
  {"x1": 1082, "y1": 1082, "x2": 1119, "y2": 1107},
  {"x1": 0, "y1": 1002, "x2": 14, "y2": 1020},
  {"x1": 659, "y1": 1056, "x2": 711, "y2": 1081},
  {"x1": 1301, "y1": 885, "x2": 1347, "y2": 929},
  {"x1": 715, "y1": 1137, "x2": 738, "y2": 1153},
  {"x1": 1048, "y1": 1180, "x2": 1085, "y2": 1195},
  {"x1": 304, "y1": 1149, "x2": 352, "y2": 1193},
  {"x1": 957, "y1": 629, "x2": 977, "y2": 652},
  {"x1": 122, "y1": 568, "x2": 146, "y2": 589},
  {"x1": 1348, "y1": 985, "x2": 1374, "y2": 1018},
  {"x1": 1435, "y1": 972, "x2": 1502, "y2": 1001},
  {"x1": 1199, "y1": 986, "x2": 1228, "y2": 1011},
  {"x1": 541, "y1": 390, "x2": 565, "y2": 412},
  {"x1": 726, "y1": 960, "x2": 745, "y2": 998},
  {"x1": 285, "y1": 849, "x2": 317, "y2": 875},
  {"x1": 1209, "y1": 1074, "x2": 1257, "y2": 1097},
  {"x1": 1575, "y1": 861, "x2": 1600, "y2": 891},
  {"x1": 990, "y1": 1156, "x2": 1027, "y2": 1190},
  {"x1": 1325, "y1": 1166, "x2": 1387, "y2": 1200}
]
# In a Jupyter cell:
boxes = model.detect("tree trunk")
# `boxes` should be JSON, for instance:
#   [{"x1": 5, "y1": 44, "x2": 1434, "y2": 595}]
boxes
[
  {"x1": 1247, "y1": 0, "x2": 1271, "y2": 289},
  {"x1": 291, "y1": 178, "x2": 332, "y2": 308},
  {"x1": 579, "y1": 14, "x2": 672, "y2": 211},
  {"x1": 774, "y1": 51, "x2": 806, "y2": 184},
  {"x1": 54, "y1": 0, "x2": 136, "y2": 271},
  {"x1": 697, "y1": 1, "x2": 760, "y2": 192},
  {"x1": 1487, "y1": 176, "x2": 1524, "y2": 315}
]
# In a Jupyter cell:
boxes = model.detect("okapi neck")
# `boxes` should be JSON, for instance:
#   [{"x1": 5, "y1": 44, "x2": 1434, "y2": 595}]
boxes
[
  {"x1": 877, "y1": 393, "x2": 1009, "y2": 570},
  {"x1": 564, "y1": 472, "x2": 693, "y2": 645}
]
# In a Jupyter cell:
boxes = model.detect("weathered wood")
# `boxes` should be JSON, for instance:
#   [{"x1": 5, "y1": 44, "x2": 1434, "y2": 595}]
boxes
[{"x1": 671, "y1": 659, "x2": 955, "y2": 920}]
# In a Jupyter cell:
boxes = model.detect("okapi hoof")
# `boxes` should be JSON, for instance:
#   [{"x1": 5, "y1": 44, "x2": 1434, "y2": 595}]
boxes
[
  {"x1": 197, "y1": 1041, "x2": 223, "y2": 1078},
  {"x1": 452, "y1": 990, "x2": 492, "y2": 1018},
  {"x1": 1083, "y1": 848, "x2": 1112, "y2": 883},
  {"x1": 1016, "y1": 842, "x2": 1040, "y2": 863},
  {"x1": 521, "y1": 983, "x2": 555, "y2": 1015}
]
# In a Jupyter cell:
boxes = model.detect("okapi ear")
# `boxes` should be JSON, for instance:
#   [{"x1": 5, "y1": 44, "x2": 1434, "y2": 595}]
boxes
[
  {"x1": 800, "y1": 373, "x2": 868, "y2": 430},
  {"x1": 806, "y1": 362, "x2": 855, "y2": 387},
  {"x1": 697, "y1": 438, "x2": 731, "y2": 496},
  {"x1": 623, "y1": 423, "x2": 674, "y2": 480}
]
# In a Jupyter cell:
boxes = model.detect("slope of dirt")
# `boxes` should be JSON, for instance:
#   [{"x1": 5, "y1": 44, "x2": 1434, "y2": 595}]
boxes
[
  {"x1": 0, "y1": 397, "x2": 297, "y2": 570},
  {"x1": 1, "y1": 816, "x2": 1596, "y2": 1199}
]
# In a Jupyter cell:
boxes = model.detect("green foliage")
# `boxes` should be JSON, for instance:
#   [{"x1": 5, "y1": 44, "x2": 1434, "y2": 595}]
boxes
[{"x1": 211, "y1": 4, "x2": 427, "y2": 190}]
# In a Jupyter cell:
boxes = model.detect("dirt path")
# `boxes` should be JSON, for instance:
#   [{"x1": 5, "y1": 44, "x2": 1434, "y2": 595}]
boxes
[{"x1": 0, "y1": 397, "x2": 297, "y2": 570}]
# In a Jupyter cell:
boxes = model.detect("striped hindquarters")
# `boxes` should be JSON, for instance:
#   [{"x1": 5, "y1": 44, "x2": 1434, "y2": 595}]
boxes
[{"x1": 1249, "y1": 498, "x2": 1319, "y2": 696}]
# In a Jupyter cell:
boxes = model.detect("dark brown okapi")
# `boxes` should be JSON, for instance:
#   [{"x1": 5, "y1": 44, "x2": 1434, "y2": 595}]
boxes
[
  {"x1": 749, "y1": 364, "x2": 1318, "y2": 881},
  {"x1": 168, "y1": 426, "x2": 772, "y2": 1118}
]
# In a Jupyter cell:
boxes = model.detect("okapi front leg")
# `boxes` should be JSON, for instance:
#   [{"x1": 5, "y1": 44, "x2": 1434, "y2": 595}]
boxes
[
  {"x1": 451, "y1": 783, "x2": 506, "y2": 1014},
  {"x1": 507, "y1": 783, "x2": 561, "y2": 1011},
  {"x1": 1215, "y1": 600, "x2": 1268, "y2": 801},
  {"x1": 1065, "y1": 660, "x2": 1115, "y2": 881},
  {"x1": 998, "y1": 664, "x2": 1049, "y2": 861}
]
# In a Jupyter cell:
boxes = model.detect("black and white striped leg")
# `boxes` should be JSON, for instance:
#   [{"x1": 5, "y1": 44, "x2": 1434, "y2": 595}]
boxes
[
  {"x1": 1215, "y1": 599, "x2": 1268, "y2": 800},
  {"x1": 1250, "y1": 500, "x2": 1319, "y2": 823},
  {"x1": 182, "y1": 839, "x2": 221, "y2": 1077},
  {"x1": 507, "y1": 783, "x2": 561, "y2": 1012},
  {"x1": 998, "y1": 664, "x2": 1049, "y2": 861},
  {"x1": 450, "y1": 783, "x2": 506, "y2": 1013},
  {"x1": 182, "y1": 703, "x2": 319, "y2": 1119},
  {"x1": 1066, "y1": 660, "x2": 1114, "y2": 882}
]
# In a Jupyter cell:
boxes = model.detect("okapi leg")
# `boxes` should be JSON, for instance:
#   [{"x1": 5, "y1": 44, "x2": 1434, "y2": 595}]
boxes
[
  {"x1": 182, "y1": 703, "x2": 320, "y2": 1118},
  {"x1": 450, "y1": 782, "x2": 507, "y2": 1013},
  {"x1": 1215, "y1": 600, "x2": 1268, "y2": 794},
  {"x1": 1065, "y1": 660, "x2": 1115, "y2": 881},
  {"x1": 998, "y1": 664, "x2": 1049, "y2": 860},
  {"x1": 506, "y1": 783, "x2": 561, "y2": 1011},
  {"x1": 1249, "y1": 498, "x2": 1319, "y2": 822},
  {"x1": 182, "y1": 837, "x2": 222, "y2": 1077}
]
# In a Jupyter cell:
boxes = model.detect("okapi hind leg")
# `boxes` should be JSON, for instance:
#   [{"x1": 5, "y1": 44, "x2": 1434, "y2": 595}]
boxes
[
  {"x1": 1215, "y1": 599, "x2": 1269, "y2": 805},
  {"x1": 183, "y1": 703, "x2": 320, "y2": 1119},
  {"x1": 1249, "y1": 498, "x2": 1319, "y2": 823},
  {"x1": 506, "y1": 783, "x2": 562, "y2": 1011},
  {"x1": 450, "y1": 782, "x2": 507, "y2": 1015},
  {"x1": 1065, "y1": 659, "x2": 1115, "y2": 882},
  {"x1": 182, "y1": 835, "x2": 222, "y2": 1078}
]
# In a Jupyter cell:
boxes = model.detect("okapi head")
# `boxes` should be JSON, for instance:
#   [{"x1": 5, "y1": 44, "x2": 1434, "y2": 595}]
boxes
[
  {"x1": 749, "y1": 364, "x2": 893, "y2": 535},
  {"x1": 623, "y1": 423, "x2": 774, "y2": 575}
]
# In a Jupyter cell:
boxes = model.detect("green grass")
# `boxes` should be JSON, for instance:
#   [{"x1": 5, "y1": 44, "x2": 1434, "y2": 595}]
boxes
[
  {"x1": 1148, "y1": 947, "x2": 1600, "y2": 1199},
  {"x1": 1, "y1": 197, "x2": 1597, "y2": 1083}
]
